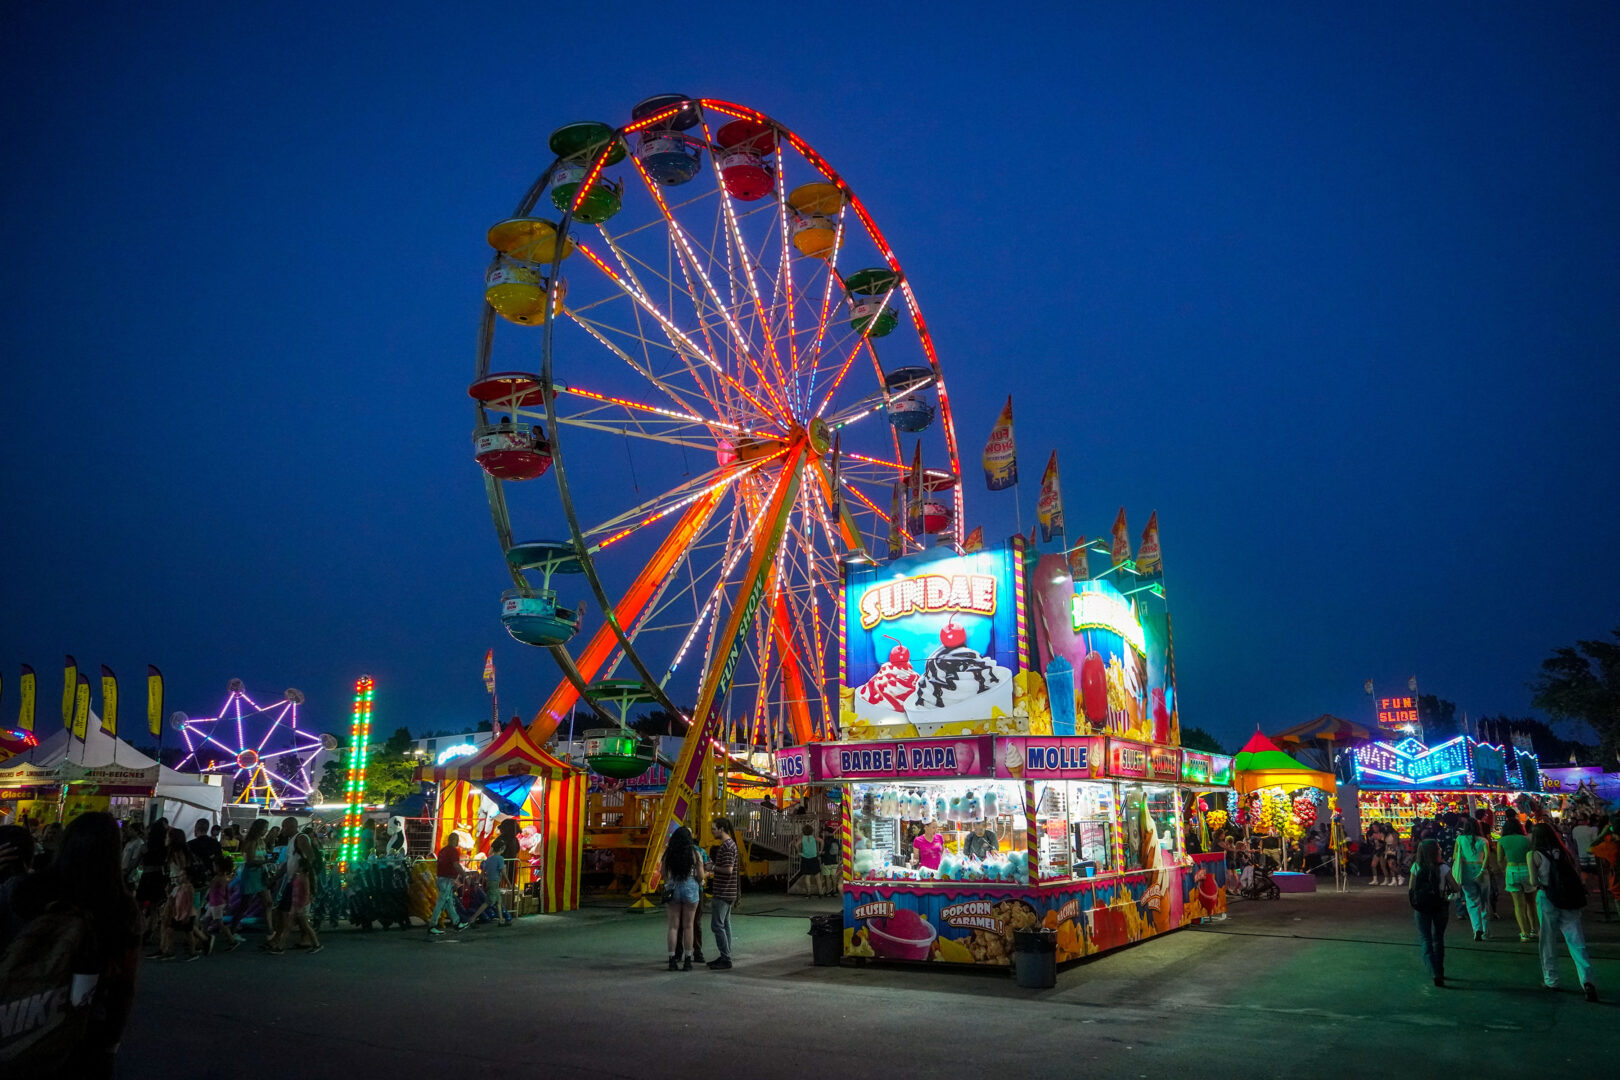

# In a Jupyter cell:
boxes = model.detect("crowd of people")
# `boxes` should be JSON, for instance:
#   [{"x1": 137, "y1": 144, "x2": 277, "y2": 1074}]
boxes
[{"x1": 1399, "y1": 805, "x2": 1616, "y2": 1002}]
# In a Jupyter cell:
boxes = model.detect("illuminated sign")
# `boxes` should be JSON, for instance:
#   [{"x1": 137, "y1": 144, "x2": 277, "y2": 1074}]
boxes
[
  {"x1": 1180, "y1": 752, "x2": 1233, "y2": 786},
  {"x1": 816, "y1": 736, "x2": 994, "y2": 780},
  {"x1": 434, "y1": 742, "x2": 479, "y2": 766},
  {"x1": 1107, "y1": 739, "x2": 1149, "y2": 779},
  {"x1": 1149, "y1": 746, "x2": 1181, "y2": 781},
  {"x1": 1351, "y1": 736, "x2": 1542, "y2": 792},
  {"x1": 1070, "y1": 590, "x2": 1146, "y2": 656},
  {"x1": 1376, "y1": 696, "x2": 1419, "y2": 728},
  {"x1": 774, "y1": 745, "x2": 813, "y2": 782},
  {"x1": 995, "y1": 736, "x2": 1104, "y2": 780},
  {"x1": 858, "y1": 572, "x2": 997, "y2": 630}
]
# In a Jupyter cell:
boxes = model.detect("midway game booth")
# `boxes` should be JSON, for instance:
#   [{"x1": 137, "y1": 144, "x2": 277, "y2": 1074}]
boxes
[
  {"x1": 1342, "y1": 735, "x2": 1544, "y2": 837},
  {"x1": 1231, "y1": 730, "x2": 1335, "y2": 879},
  {"x1": 778, "y1": 537, "x2": 1228, "y2": 971},
  {"x1": 423, "y1": 721, "x2": 588, "y2": 914}
]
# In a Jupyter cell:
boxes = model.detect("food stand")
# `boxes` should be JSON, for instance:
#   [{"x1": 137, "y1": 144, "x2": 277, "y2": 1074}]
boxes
[{"x1": 780, "y1": 537, "x2": 1228, "y2": 968}]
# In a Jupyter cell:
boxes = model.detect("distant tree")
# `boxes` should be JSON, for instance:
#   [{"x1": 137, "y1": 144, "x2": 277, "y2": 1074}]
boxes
[
  {"x1": 364, "y1": 740, "x2": 422, "y2": 805},
  {"x1": 1531, "y1": 628, "x2": 1620, "y2": 763},
  {"x1": 318, "y1": 755, "x2": 347, "y2": 803},
  {"x1": 1417, "y1": 695, "x2": 1461, "y2": 740},
  {"x1": 630, "y1": 708, "x2": 689, "y2": 737},
  {"x1": 1179, "y1": 727, "x2": 1226, "y2": 754},
  {"x1": 1476, "y1": 715, "x2": 1597, "y2": 766},
  {"x1": 383, "y1": 727, "x2": 415, "y2": 756}
]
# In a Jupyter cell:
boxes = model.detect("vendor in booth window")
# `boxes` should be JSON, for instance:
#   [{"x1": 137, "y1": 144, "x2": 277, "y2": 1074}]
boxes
[
  {"x1": 911, "y1": 820, "x2": 945, "y2": 872},
  {"x1": 963, "y1": 823, "x2": 998, "y2": 861}
]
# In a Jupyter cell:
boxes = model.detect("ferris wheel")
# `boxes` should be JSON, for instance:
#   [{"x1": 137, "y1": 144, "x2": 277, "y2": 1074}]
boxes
[
  {"x1": 471, "y1": 96, "x2": 964, "y2": 764},
  {"x1": 174, "y1": 680, "x2": 329, "y2": 807}
]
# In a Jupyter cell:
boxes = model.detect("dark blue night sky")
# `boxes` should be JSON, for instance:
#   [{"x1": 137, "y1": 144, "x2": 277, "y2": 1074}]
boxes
[{"x1": 4, "y1": 4, "x2": 1617, "y2": 751}]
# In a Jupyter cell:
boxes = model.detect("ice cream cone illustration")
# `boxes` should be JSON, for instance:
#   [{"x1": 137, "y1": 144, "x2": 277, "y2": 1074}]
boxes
[{"x1": 1004, "y1": 741, "x2": 1024, "y2": 779}]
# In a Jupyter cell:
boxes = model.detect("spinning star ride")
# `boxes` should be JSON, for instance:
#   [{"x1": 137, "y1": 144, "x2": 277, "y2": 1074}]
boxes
[
  {"x1": 175, "y1": 679, "x2": 328, "y2": 807},
  {"x1": 471, "y1": 96, "x2": 964, "y2": 899}
]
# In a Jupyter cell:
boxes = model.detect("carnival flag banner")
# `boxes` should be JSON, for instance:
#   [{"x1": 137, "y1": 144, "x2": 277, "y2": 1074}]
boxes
[
  {"x1": 1110, "y1": 507, "x2": 1132, "y2": 568},
  {"x1": 1136, "y1": 511, "x2": 1162, "y2": 575},
  {"x1": 906, "y1": 440, "x2": 924, "y2": 533},
  {"x1": 982, "y1": 396, "x2": 1017, "y2": 490},
  {"x1": 100, "y1": 665, "x2": 118, "y2": 737},
  {"x1": 482, "y1": 649, "x2": 496, "y2": 694},
  {"x1": 72, "y1": 674, "x2": 91, "y2": 740},
  {"x1": 19, "y1": 664, "x2": 37, "y2": 732},
  {"x1": 62, "y1": 655, "x2": 78, "y2": 730},
  {"x1": 1036, "y1": 451, "x2": 1064, "y2": 542},
  {"x1": 147, "y1": 665, "x2": 164, "y2": 737},
  {"x1": 1068, "y1": 538, "x2": 1091, "y2": 581},
  {"x1": 962, "y1": 526, "x2": 984, "y2": 552}
]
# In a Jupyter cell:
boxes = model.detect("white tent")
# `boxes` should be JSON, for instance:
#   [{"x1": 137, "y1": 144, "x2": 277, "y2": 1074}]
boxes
[{"x1": 0, "y1": 714, "x2": 223, "y2": 824}]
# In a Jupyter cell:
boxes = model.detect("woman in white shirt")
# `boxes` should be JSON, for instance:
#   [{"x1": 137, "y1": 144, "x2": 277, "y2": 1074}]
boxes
[
  {"x1": 1528, "y1": 823, "x2": 1597, "y2": 1001},
  {"x1": 1452, "y1": 818, "x2": 1492, "y2": 941}
]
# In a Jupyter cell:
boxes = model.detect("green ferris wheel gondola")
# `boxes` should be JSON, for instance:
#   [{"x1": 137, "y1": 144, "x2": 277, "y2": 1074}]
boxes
[{"x1": 846, "y1": 267, "x2": 903, "y2": 338}]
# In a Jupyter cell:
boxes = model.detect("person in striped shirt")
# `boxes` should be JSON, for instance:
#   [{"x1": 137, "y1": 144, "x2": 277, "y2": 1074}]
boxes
[{"x1": 707, "y1": 817, "x2": 740, "y2": 970}]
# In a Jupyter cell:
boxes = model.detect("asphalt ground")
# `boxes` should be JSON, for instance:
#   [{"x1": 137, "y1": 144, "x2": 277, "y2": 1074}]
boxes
[{"x1": 120, "y1": 882, "x2": 1620, "y2": 1079}]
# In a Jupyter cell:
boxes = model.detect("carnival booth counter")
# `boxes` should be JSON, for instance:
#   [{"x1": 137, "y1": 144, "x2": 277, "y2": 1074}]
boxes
[
  {"x1": 1342, "y1": 735, "x2": 1545, "y2": 837},
  {"x1": 421, "y1": 721, "x2": 588, "y2": 918}
]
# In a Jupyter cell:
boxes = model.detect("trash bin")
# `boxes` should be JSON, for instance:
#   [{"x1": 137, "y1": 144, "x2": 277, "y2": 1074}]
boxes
[
  {"x1": 1012, "y1": 927, "x2": 1057, "y2": 988},
  {"x1": 808, "y1": 913, "x2": 843, "y2": 966}
]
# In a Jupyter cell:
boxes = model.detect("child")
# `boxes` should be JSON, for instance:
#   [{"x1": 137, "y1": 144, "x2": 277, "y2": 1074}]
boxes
[
  {"x1": 154, "y1": 846, "x2": 205, "y2": 961},
  {"x1": 467, "y1": 838, "x2": 512, "y2": 927},
  {"x1": 201, "y1": 855, "x2": 236, "y2": 952}
]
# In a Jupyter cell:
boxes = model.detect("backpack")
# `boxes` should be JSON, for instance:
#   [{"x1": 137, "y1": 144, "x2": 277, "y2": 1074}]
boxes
[
  {"x1": 0, "y1": 904, "x2": 96, "y2": 1068},
  {"x1": 1408, "y1": 864, "x2": 1445, "y2": 912},
  {"x1": 1543, "y1": 848, "x2": 1586, "y2": 911}
]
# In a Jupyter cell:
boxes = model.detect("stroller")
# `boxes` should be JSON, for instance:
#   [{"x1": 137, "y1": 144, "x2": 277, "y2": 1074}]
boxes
[{"x1": 1236, "y1": 850, "x2": 1281, "y2": 901}]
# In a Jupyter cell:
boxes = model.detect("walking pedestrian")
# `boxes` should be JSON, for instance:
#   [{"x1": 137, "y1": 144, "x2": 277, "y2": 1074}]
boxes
[
  {"x1": 1408, "y1": 838, "x2": 1456, "y2": 988},
  {"x1": 185, "y1": 818, "x2": 222, "y2": 876},
  {"x1": 1382, "y1": 827, "x2": 1405, "y2": 886},
  {"x1": 428, "y1": 833, "x2": 468, "y2": 935},
  {"x1": 466, "y1": 837, "x2": 513, "y2": 927},
  {"x1": 707, "y1": 816, "x2": 740, "y2": 970},
  {"x1": 266, "y1": 826, "x2": 322, "y2": 954},
  {"x1": 133, "y1": 817, "x2": 169, "y2": 941},
  {"x1": 1528, "y1": 823, "x2": 1598, "y2": 1001},
  {"x1": 787, "y1": 823, "x2": 822, "y2": 896},
  {"x1": 1453, "y1": 818, "x2": 1491, "y2": 940},
  {"x1": 228, "y1": 819, "x2": 273, "y2": 941},
  {"x1": 1498, "y1": 815, "x2": 1537, "y2": 941},
  {"x1": 118, "y1": 822, "x2": 145, "y2": 891},
  {"x1": 662, "y1": 826, "x2": 704, "y2": 971}
]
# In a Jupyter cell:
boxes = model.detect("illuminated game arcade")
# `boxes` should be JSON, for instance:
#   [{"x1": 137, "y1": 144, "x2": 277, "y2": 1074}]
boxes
[
  {"x1": 778, "y1": 536, "x2": 1230, "y2": 968},
  {"x1": 1345, "y1": 735, "x2": 1545, "y2": 834}
]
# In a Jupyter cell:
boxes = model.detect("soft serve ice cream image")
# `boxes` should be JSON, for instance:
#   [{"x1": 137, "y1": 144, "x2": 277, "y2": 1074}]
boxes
[
  {"x1": 852, "y1": 637, "x2": 922, "y2": 724},
  {"x1": 906, "y1": 617, "x2": 1013, "y2": 733}
]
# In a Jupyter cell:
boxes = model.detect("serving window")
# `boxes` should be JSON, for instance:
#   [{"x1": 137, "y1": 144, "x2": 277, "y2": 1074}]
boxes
[
  {"x1": 848, "y1": 779, "x2": 1028, "y2": 884},
  {"x1": 1034, "y1": 780, "x2": 1117, "y2": 882},
  {"x1": 1119, "y1": 783, "x2": 1181, "y2": 872}
]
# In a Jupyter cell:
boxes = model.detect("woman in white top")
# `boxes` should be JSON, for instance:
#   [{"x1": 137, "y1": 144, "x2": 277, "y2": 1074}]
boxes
[
  {"x1": 1528, "y1": 823, "x2": 1597, "y2": 1001},
  {"x1": 1452, "y1": 818, "x2": 1492, "y2": 940}
]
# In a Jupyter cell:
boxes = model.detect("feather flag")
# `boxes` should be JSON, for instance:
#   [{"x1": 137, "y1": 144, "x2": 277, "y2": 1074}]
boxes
[
  {"x1": 1110, "y1": 507, "x2": 1132, "y2": 568},
  {"x1": 62, "y1": 655, "x2": 77, "y2": 730},
  {"x1": 72, "y1": 673, "x2": 91, "y2": 740},
  {"x1": 19, "y1": 664, "x2": 36, "y2": 732},
  {"x1": 982, "y1": 396, "x2": 1017, "y2": 490},
  {"x1": 482, "y1": 649, "x2": 497, "y2": 695},
  {"x1": 1027, "y1": 521, "x2": 1039, "y2": 548},
  {"x1": 906, "y1": 441, "x2": 924, "y2": 535},
  {"x1": 100, "y1": 665, "x2": 118, "y2": 737},
  {"x1": 829, "y1": 433, "x2": 843, "y2": 523},
  {"x1": 962, "y1": 526, "x2": 984, "y2": 553},
  {"x1": 1068, "y1": 537, "x2": 1091, "y2": 581},
  {"x1": 1036, "y1": 451, "x2": 1064, "y2": 542},
  {"x1": 1136, "y1": 511, "x2": 1162, "y2": 575},
  {"x1": 147, "y1": 665, "x2": 163, "y2": 737}
]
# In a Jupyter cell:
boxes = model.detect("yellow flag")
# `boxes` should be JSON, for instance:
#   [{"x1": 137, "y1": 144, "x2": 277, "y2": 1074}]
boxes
[
  {"x1": 1137, "y1": 511, "x2": 1162, "y2": 575},
  {"x1": 1068, "y1": 537, "x2": 1091, "y2": 581},
  {"x1": 1110, "y1": 507, "x2": 1132, "y2": 568},
  {"x1": 62, "y1": 655, "x2": 77, "y2": 730},
  {"x1": 19, "y1": 664, "x2": 36, "y2": 732},
  {"x1": 72, "y1": 674, "x2": 91, "y2": 739},
  {"x1": 982, "y1": 396, "x2": 1017, "y2": 490},
  {"x1": 100, "y1": 665, "x2": 118, "y2": 737},
  {"x1": 963, "y1": 526, "x2": 984, "y2": 553},
  {"x1": 1036, "y1": 451, "x2": 1064, "y2": 542},
  {"x1": 147, "y1": 665, "x2": 164, "y2": 737}
]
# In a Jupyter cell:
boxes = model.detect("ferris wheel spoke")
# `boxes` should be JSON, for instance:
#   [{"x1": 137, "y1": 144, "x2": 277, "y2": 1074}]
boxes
[
  {"x1": 252, "y1": 703, "x2": 290, "y2": 753},
  {"x1": 565, "y1": 314, "x2": 733, "y2": 424},
  {"x1": 582, "y1": 457, "x2": 767, "y2": 549},
  {"x1": 573, "y1": 240, "x2": 786, "y2": 426}
]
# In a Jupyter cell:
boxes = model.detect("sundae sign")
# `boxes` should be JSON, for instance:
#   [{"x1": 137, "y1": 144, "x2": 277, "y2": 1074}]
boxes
[{"x1": 842, "y1": 544, "x2": 1022, "y2": 737}]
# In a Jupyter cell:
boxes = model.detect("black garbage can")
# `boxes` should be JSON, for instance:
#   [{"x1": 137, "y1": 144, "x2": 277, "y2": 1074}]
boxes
[
  {"x1": 808, "y1": 913, "x2": 843, "y2": 966},
  {"x1": 1012, "y1": 927, "x2": 1057, "y2": 988}
]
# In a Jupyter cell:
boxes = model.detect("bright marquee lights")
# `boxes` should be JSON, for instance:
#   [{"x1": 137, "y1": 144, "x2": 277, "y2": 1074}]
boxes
[{"x1": 337, "y1": 675, "x2": 375, "y2": 870}]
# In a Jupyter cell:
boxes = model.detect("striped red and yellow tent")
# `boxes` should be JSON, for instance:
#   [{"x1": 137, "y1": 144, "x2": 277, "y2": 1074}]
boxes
[{"x1": 425, "y1": 722, "x2": 587, "y2": 913}]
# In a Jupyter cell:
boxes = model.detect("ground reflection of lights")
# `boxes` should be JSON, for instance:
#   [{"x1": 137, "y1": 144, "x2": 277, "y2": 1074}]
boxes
[{"x1": 176, "y1": 680, "x2": 325, "y2": 806}]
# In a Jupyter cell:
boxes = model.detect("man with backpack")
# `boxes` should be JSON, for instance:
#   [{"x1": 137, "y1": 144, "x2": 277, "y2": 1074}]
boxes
[{"x1": 1528, "y1": 822, "x2": 1598, "y2": 1001}]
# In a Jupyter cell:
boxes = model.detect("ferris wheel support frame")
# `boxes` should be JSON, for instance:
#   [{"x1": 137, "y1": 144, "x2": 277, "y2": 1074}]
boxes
[{"x1": 629, "y1": 438, "x2": 810, "y2": 906}]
